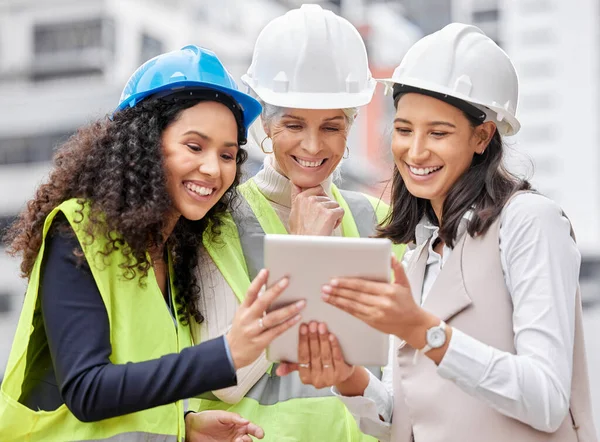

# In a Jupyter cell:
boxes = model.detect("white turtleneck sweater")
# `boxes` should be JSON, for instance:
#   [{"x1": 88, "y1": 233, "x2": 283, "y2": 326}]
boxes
[{"x1": 191, "y1": 156, "x2": 340, "y2": 403}]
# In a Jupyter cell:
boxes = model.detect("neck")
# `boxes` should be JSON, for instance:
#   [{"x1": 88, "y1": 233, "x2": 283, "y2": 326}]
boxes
[{"x1": 431, "y1": 198, "x2": 444, "y2": 225}]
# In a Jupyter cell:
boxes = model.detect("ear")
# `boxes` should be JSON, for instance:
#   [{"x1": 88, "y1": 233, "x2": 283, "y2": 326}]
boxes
[{"x1": 473, "y1": 121, "x2": 496, "y2": 154}]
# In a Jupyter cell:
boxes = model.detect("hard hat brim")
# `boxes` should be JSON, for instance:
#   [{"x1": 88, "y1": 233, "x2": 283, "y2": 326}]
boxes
[
  {"x1": 245, "y1": 79, "x2": 377, "y2": 110},
  {"x1": 115, "y1": 80, "x2": 263, "y2": 129},
  {"x1": 377, "y1": 77, "x2": 521, "y2": 136}
]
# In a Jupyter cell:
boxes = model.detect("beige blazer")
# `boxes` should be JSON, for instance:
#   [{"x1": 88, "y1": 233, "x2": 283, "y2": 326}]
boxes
[{"x1": 391, "y1": 197, "x2": 597, "y2": 441}]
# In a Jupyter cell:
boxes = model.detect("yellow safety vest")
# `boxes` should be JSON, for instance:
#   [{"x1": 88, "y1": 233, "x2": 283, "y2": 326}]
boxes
[
  {"x1": 0, "y1": 199, "x2": 192, "y2": 441},
  {"x1": 191, "y1": 179, "x2": 405, "y2": 442}
]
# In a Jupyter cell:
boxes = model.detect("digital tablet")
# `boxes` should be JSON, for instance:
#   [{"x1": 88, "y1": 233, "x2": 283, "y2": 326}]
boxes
[{"x1": 264, "y1": 234, "x2": 390, "y2": 366}]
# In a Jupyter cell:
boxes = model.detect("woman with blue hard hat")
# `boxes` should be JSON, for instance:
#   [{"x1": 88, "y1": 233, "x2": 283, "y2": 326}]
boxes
[
  {"x1": 0, "y1": 45, "x2": 305, "y2": 442},
  {"x1": 188, "y1": 5, "x2": 405, "y2": 442}
]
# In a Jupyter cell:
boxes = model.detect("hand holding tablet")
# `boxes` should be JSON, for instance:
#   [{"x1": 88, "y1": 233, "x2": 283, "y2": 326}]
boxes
[{"x1": 264, "y1": 234, "x2": 391, "y2": 366}]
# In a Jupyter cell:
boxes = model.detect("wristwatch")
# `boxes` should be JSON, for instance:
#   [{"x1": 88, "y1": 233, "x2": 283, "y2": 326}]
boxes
[{"x1": 421, "y1": 320, "x2": 447, "y2": 354}]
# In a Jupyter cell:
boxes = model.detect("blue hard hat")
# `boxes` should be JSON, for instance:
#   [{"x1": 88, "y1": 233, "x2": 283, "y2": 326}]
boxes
[{"x1": 115, "y1": 45, "x2": 262, "y2": 137}]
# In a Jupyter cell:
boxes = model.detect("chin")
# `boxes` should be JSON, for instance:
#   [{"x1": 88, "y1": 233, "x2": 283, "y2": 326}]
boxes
[
  {"x1": 289, "y1": 175, "x2": 325, "y2": 189},
  {"x1": 180, "y1": 207, "x2": 211, "y2": 222}
]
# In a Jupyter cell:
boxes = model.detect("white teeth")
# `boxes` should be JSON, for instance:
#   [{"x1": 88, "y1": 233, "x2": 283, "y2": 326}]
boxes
[
  {"x1": 296, "y1": 157, "x2": 325, "y2": 168},
  {"x1": 409, "y1": 165, "x2": 442, "y2": 176},
  {"x1": 185, "y1": 182, "x2": 214, "y2": 196}
]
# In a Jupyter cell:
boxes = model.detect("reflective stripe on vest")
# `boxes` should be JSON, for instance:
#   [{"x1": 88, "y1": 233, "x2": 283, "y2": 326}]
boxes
[
  {"x1": 0, "y1": 199, "x2": 188, "y2": 442},
  {"x1": 86, "y1": 433, "x2": 177, "y2": 442}
]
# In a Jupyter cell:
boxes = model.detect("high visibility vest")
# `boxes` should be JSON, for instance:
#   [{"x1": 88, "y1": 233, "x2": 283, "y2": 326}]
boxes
[
  {"x1": 192, "y1": 178, "x2": 406, "y2": 442},
  {"x1": 0, "y1": 199, "x2": 192, "y2": 442}
]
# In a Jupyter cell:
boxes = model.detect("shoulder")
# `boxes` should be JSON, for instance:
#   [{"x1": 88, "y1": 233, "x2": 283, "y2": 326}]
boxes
[
  {"x1": 499, "y1": 192, "x2": 577, "y2": 262},
  {"x1": 501, "y1": 192, "x2": 569, "y2": 233}
]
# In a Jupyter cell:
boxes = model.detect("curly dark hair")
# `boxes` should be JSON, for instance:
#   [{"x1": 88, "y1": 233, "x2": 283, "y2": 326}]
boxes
[{"x1": 4, "y1": 96, "x2": 248, "y2": 324}]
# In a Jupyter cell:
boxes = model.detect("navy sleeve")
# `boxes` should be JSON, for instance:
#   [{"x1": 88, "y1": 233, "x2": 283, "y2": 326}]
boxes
[{"x1": 40, "y1": 215, "x2": 237, "y2": 422}]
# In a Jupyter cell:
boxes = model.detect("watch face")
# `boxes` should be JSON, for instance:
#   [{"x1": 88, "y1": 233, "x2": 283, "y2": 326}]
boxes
[{"x1": 427, "y1": 327, "x2": 446, "y2": 349}]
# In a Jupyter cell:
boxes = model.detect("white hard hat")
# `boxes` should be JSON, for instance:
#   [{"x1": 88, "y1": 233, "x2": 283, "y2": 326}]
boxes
[
  {"x1": 379, "y1": 23, "x2": 520, "y2": 136},
  {"x1": 241, "y1": 4, "x2": 376, "y2": 109}
]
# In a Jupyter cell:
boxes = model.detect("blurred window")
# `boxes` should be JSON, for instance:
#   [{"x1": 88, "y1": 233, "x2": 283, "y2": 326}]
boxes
[
  {"x1": 0, "y1": 292, "x2": 11, "y2": 314},
  {"x1": 140, "y1": 33, "x2": 164, "y2": 65},
  {"x1": 520, "y1": 92, "x2": 554, "y2": 110},
  {"x1": 521, "y1": 28, "x2": 555, "y2": 46},
  {"x1": 32, "y1": 18, "x2": 115, "y2": 81},
  {"x1": 519, "y1": 60, "x2": 555, "y2": 78},
  {"x1": 473, "y1": 9, "x2": 499, "y2": 23},
  {"x1": 518, "y1": 124, "x2": 555, "y2": 143},
  {"x1": 520, "y1": 0, "x2": 554, "y2": 14},
  {"x1": 0, "y1": 132, "x2": 71, "y2": 166}
]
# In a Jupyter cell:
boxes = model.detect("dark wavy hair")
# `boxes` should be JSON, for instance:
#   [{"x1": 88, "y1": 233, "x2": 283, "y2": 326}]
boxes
[
  {"x1": 378, "y1": 93, "x2": 531, "y2": 247},
  {"x1": 4, "y1": 96, "x2": 248, "y2": 324}
]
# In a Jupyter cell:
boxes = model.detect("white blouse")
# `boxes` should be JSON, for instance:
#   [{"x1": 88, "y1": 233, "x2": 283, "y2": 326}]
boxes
[{"x1": 335, "y1": 192, "x2": 580, "y2": 439}]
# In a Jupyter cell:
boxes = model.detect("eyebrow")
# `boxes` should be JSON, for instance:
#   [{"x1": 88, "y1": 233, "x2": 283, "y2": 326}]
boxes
[
  {"x1": 281, "y1": 114, "x2": 345, "y2": 123},
  {"x1": 182, "y1": 130, "x2": 238, "y2": 148},
  {"x1": 394, "y1": 118, "x2": 456, "y2": 129}
]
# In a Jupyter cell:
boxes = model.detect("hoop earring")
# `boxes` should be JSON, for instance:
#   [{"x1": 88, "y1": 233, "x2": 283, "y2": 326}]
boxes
[
  {"x1": 260, "y1": 136, "x2": 273, "y2": 154},
  {"x1": 343, "y1": 146, "x2": 350, "y2": 159}
]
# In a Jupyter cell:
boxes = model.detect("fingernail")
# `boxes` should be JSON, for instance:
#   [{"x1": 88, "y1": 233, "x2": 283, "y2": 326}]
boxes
[
  {"x1": 321, "y1": 294, "x2": 330, "y2": 302},
  {"x1": 318, "y1": 323, "x2": 327, "y2": 335},
  {"x1": 293, "y1": 314, "x2": 302, "y2": 323},
  {"x1": 330, "y1": 279, "x2": 339, "y2": 287},
  {"x1": 309, "y1": 322, "x2": 317, "y2": 333},
  {"x1": 300, "y1": 325, "x2": 307, "y2": 335},
  {"x1": 322, "y1": 285, "x2": 332, "y2": 294},
  {"x1": 329, "y1": 334, "x2": 335, "y2": 342},
  {"x1": 295, "y1": 300, "x2": 306, "y2": 309},
  {"x1": 278, "y1": 278, "x2": 289, "y2": 288}
]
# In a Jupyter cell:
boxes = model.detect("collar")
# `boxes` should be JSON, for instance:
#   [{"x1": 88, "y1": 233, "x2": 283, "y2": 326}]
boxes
[{"x1": 414, "y1": 210, "x2": 473, "y2": 248}]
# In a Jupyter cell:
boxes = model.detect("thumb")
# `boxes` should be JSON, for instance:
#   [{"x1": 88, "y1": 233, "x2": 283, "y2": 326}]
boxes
[
  {"x1": 392, "y1": 255, "x2": 410, "y2": 288},
  {"x1": 276, "y1": 362, "x2": 299, "y2": 377},
  {"x1": 291, "y1": 184, "x2": 303, "y2": 202},
  {"x1": 217, "y1": 411, "x2": 248, "y2": 425}
]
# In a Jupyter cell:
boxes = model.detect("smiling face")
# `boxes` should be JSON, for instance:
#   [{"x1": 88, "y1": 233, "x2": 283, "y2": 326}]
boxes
[
  {"x1": 265, "y1": 108, "x2": 348, "y2": 189},
  {"x1": 162, "y1": 100, "x2": 239, "y2": 223},
  {"x1": 392, "y1": 93, "x2": 495, "y2": 216}
]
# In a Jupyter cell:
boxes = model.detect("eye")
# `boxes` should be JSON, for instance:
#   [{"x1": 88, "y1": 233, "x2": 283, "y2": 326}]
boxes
[
  {"x1": 431, "y1": 131, "x2": 448, "y2": 138},
  {"x1": 323, "y1": 126, "x2": 341, "y2": 132},
  {"x1": 285, "y1": 124, "x2": 303, "y2": 130},
  {"x1": 221, "y1": 153, "x2": 235, "y2": 161},
  {"x1": 187, "y1": 144, "x2": 201, "y2": 152},
  {"x1": 395, "y1": 127, "x2": 411, "y2": 135}
]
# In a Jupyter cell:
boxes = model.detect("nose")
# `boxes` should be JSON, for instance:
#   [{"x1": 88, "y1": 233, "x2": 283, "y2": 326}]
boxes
[
  {"x1": 407, "y1": 133, "x2": 430, "y2": 163},
  {"x1": 198, "y1": 151, "x2": 220, "y2": 177},
  {"x1": 300, "y1": 131, "x2": 322, "y2": 156}
]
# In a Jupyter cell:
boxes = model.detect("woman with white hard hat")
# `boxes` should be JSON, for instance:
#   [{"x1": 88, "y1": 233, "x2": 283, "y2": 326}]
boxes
[
  {"x1": 187, "y1": 4, "x2": 404, "y2": 441},
  {"x1": 282, "y1": 23, "x2": 598, "y2": 441}
]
